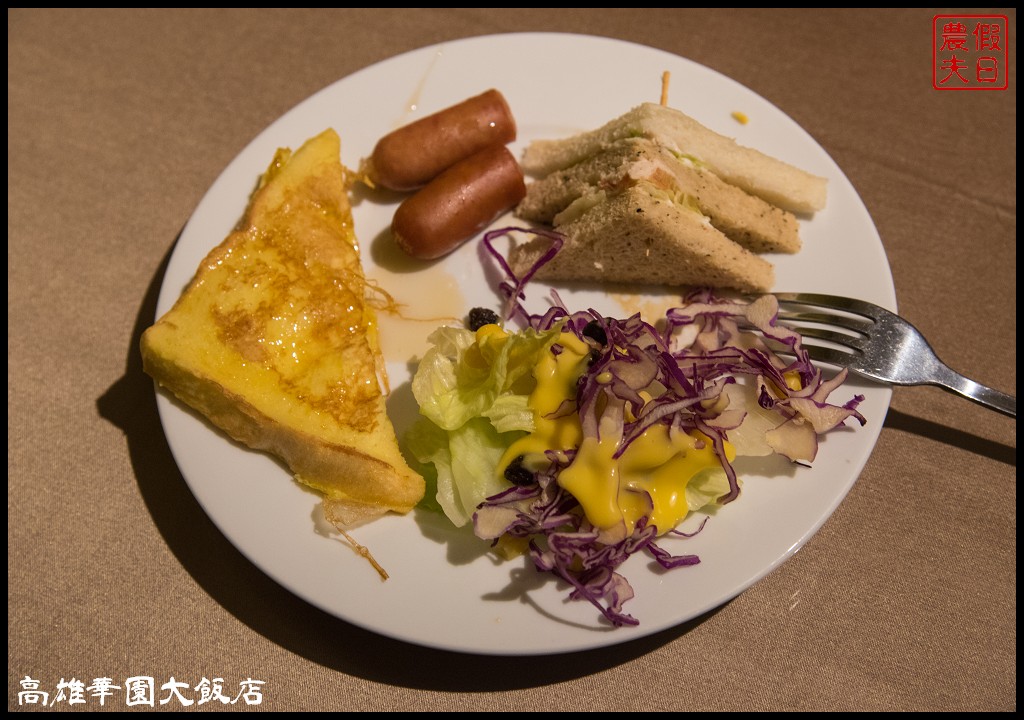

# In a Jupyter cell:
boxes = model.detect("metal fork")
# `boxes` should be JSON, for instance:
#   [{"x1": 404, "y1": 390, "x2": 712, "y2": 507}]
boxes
[{"x1": 773, "y1": 293, "x2": 1016, "y2": 419}]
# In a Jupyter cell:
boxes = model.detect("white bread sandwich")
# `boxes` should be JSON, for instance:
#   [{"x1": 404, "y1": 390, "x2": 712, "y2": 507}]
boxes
[
  {"x1": 510, "y1": 102, "x2": 830, "y2": 294},
  {"x1": 521, "y1": 102, "x2": 827, "y2": 216},
  {"x1": 141, "y1": 129, "x2": 425, "y2": 529},
  {"x1": 517, "y1": 136, "x2": 801, "y2": 255}
]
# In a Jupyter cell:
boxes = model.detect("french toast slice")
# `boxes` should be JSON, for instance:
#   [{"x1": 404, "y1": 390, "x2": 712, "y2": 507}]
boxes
[{"x1": 142, "y1": 129, "x2": 424, "y2": 527}]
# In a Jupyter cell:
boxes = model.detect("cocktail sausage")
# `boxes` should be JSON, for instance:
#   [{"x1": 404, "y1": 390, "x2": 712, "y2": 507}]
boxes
[
  {"x1": 364, "y1": 89, "x2": 516, "y2": 192},
  {"x1": 392, "y1": 145, "x2": 525, "y2": 260}
]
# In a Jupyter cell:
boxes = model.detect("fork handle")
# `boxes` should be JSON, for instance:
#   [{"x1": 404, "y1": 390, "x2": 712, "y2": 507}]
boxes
[{"x1": 936, "y1": 367, "x2": 1016, "y2": 418}]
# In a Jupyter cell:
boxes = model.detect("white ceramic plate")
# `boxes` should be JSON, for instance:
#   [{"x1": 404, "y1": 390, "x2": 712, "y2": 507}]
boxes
[{"x1": 154, "y1": 33, "x2": 895, "y2": 656}]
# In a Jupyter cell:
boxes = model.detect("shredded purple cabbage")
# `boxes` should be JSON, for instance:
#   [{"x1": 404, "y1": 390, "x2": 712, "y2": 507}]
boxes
[{"x1": 474, "y1": 228, "x2": 866, "y2": 627}]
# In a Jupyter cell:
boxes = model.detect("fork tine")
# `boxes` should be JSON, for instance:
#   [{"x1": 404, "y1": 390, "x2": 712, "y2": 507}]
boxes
[
  {"x1": 788, "y1": 326, "x2": 868, "y2": 351},
  {"x1": 767, "y1": 339, "x2": 856, "y2": 368},
  {"x1": 774, "y1": 292, "x2": 885, "y2": 320},
  {"x1": 776, "y1": 310, "x2": 875, "y2": 335},
  {"x1": 794, "y1": 343, "x2": 857, "y2": 368}
]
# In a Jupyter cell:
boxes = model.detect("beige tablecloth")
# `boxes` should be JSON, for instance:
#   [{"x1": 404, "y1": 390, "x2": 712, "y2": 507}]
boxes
[{"x1": 8, "y1": 8, "x2": 1015, "y2": 711}]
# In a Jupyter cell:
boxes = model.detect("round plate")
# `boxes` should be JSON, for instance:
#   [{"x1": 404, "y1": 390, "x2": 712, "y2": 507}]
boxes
[{"x1": 154, "y1": 32, "x2": 895, "y2": 656}]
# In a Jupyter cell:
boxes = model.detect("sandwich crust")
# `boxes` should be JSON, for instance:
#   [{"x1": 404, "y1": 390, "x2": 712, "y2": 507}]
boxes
[
  {"x1": 141, "y1": 129, "x2": 424, "y2": 526},
  {"x1": 509, "y1": 183, "x2": 774, "y2": 294}
]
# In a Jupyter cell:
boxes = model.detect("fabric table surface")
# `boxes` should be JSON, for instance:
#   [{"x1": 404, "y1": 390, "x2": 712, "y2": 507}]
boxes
[{"x1": 8, "y1": 8, "x2": 1015, "y2": 712}]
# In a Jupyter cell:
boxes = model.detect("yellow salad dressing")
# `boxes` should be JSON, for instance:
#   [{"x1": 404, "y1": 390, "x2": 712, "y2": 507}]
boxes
[{"x1": 497, "y1": 330, "x2": 734, "y2": 537}]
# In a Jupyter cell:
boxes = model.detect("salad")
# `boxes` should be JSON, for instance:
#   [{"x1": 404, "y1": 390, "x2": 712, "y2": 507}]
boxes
[{"x1": 406, "y1": 228, "x2": 865, "y2": 627}]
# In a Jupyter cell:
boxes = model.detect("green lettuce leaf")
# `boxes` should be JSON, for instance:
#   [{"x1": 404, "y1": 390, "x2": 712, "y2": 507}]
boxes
[{"x1": 407, "y1": 325, "x2": 558, "y2": 526}]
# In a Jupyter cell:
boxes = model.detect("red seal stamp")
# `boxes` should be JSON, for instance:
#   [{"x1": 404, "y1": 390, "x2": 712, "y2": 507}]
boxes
[{"x1": 933, "y1": 15, "x2": 1009, "y2": 90}]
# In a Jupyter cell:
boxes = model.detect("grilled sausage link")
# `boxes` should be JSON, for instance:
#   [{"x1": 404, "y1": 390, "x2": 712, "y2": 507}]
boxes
[
  {"x1": 364, "y1": 89, "x2": 516, "y2": 192},
  {"x1": 391, "y1": 145, "x2": 525, "y2": 260}
]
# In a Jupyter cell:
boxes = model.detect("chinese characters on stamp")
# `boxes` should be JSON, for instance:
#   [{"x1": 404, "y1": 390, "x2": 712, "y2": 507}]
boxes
[
  {"x1": 16, "y1": 675, "x2": 265, "y2": 708},
  {"x1": 933, "y1": 15, "x2": 1009, "y2": 90}
]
